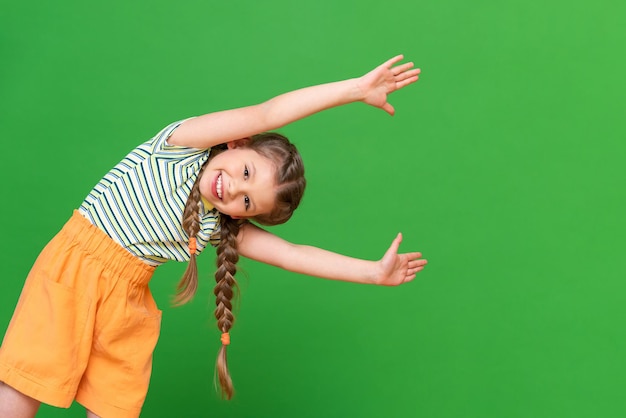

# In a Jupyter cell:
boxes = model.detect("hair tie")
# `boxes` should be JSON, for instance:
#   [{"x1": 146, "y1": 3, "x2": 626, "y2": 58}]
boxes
[
  {"x1": 221, "y1": 332, "x2": 230, "y2": 346},
  {"x1": 189, "y1": 237, "x2": 197, "y2": 255}
]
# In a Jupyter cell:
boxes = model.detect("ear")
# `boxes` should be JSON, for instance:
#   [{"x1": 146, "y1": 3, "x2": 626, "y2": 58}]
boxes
[{"x1": 226, "y1": 138, "x2": 251, "y2": 149}]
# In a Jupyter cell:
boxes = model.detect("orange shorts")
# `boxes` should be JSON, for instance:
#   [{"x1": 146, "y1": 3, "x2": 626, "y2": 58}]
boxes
[{"x1": 0, "y1": 211, "x2": 160, "y2": 418}]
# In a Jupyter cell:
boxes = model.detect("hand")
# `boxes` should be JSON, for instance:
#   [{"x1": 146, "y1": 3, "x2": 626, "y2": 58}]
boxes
[
  {"x1": 376, "y1": 233, "x2": 427, "y2": 286},
  {"x1": 357, "y1": 55, "x2": 421, "y2": 116}
]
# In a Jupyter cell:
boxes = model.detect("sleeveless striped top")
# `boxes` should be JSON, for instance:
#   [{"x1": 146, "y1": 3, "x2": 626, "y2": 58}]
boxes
[{"x1": 79, "y1": 120, "x2": 221, "y2": 266}]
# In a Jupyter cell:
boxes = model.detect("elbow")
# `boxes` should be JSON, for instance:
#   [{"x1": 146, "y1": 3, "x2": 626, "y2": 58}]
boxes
[{"x1": 256, "y1": 100, "x2": 287, "y2": 131}]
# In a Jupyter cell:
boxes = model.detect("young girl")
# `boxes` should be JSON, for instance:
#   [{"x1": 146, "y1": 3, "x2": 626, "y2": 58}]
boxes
[{"x1": 0, "y1": 55, "x2": 427, "y2": 418}]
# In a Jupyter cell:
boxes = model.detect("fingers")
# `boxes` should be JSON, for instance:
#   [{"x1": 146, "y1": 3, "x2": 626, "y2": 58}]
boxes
[
  {"x1": 402, "y1": 251, "x2": 423, "y2": 261},
  {"x1": 395, "y1": 68, "x2": 420, "y2": 90},
  {"x1": 403, "y1": 262, "x2": 426, "y2": 284},
  {"x1": 385, "y1": 233, "x2": 429, "y2": 285},
  {"x1": 396, "y1": 76, "x2": 419, "y2": 91},
  {"x1": 409, "y1": 258, "x2": 427, "y2": 267},
  {"x1": 413, "y1": 258, "x2": 428, "y2": 266},
  {"x1": 391, "y1": 61, "x2": 416, "y2": 76},
  {"x1": 383, "y1": 54, "x2": 405, "y2": 68},
  {"x1": 388, "y1": 64, "x2": 420, "y2": 103},
  {"x1": 408, "y1": 261, "x2": 427, "y2": 272},
  {"x1": 403, "y1": 255, "x2": 427, "y2": 283},
  {"x1": 396, "y1": 67, "x2": 421, "y2": 81},
  {"x1": 404, "y1": 273, "x2": 417, "y2": 283},
  {"x1": 380, "y1": 55, "x2": 421, "y2": 85}
]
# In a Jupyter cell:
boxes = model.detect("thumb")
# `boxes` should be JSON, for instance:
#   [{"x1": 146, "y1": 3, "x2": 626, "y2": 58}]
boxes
[
  {"x1": 387, "y1": 232, "x2": 403, "y2": 255},
  {"x1": 382, "y1": 102, "x2": 395, "y2": 116}
]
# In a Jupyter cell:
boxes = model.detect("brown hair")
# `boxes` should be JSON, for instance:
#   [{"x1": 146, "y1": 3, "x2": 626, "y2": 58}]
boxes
[{"x1": 175, "y1": 132, "x2": 306, "y2": 399}]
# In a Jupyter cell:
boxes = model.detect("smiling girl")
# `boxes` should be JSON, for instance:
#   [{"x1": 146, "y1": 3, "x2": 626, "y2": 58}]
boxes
[{"x1": 0, "y1": 55, "x2": 426, "y2": 418}]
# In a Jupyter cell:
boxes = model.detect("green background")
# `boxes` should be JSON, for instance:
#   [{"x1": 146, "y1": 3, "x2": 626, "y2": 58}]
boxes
[{"x1": 1, "y1": 0, "x2": 625, "y2": 417}]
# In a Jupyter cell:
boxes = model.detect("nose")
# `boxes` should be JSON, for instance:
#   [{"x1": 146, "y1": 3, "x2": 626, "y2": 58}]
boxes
[{"x1": 228, "y1": 177, "x2": 244, "y2": 199}]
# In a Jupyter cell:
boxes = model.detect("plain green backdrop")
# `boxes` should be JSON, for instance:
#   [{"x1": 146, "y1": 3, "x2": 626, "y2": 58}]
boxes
[{"x1": 1, "y1": 0, "x2": 625, "y2": 417}]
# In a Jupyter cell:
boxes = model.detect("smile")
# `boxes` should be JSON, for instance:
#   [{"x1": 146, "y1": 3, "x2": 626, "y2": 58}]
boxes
[{"x1": 216, "y1": 173, "x2": 223, "y2": 199}]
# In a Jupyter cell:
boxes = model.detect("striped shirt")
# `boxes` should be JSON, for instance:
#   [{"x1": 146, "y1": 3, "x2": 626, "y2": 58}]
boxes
[{"x1": 79, "y1": 120, "x2": 221, "y2": 266}]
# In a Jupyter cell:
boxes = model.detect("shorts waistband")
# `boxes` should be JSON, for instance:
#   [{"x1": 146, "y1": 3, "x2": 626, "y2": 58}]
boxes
[{"x1": 61, "y1": 210, "x2": 156, "y2": 286}]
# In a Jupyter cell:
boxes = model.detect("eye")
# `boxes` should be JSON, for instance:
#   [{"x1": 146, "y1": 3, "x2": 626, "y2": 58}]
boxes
[
  {"x1": 244, "y1": 166, "x2": 249, "y2": 179},
  {"x1": 244, "y1": 195, "x2": 250, "y2": 210}
]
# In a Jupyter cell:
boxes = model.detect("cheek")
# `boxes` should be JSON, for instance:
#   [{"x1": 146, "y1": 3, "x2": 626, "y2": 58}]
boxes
[{"x1": 224, "y1": 202, "x2": 245, "y2": 217}]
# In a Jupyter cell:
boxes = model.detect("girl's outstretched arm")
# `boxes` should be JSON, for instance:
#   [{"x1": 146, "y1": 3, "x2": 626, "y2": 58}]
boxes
[
  {"x1": 168, "y1": 55, "x2": 420, "y2": 149},
  {"x1": 237, "y1": 223, "x2": 427, "y2": 286}
]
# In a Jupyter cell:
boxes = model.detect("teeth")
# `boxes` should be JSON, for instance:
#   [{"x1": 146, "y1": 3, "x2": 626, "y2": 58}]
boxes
[{"x1": 217, "y1": 174, "x2": 223, "y2": 199}]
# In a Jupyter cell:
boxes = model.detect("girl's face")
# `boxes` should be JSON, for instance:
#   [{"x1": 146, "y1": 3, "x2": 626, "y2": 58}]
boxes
[{"x1": 199, "y1": 146, "x2": 277, "y2": 219}]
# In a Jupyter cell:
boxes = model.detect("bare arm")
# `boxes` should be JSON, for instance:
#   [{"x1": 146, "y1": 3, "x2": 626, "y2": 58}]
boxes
[
  {"x1": 236, "y1": 223, "x2": 427, "y2": 286},
  {"x1": 168, "y1": 55, "x2": 420, "y2": 149}
]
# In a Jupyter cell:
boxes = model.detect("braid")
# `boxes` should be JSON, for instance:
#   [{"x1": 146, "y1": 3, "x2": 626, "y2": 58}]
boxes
[
  {"x1": 214, "y1": 215, "x2": 241, "y2": 399},
  {"x1": 174, "y1": 162, "x2": 209, "y2": 306},
  {"x1": 171, "y1": 136, "x2": 304, "y2": 400}
]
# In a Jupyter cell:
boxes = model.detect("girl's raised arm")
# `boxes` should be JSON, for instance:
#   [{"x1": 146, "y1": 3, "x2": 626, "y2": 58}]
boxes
[
  {"x1": 236, "y1": 223, "x2": 427, "y2": 286},
  {"x1": 168, "y1": 55, "x2": 420, "y2": 149}
]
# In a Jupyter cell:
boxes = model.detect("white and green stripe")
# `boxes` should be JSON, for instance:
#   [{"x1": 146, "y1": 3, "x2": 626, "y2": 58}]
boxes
[{"x1": 79, "y1": 120, "x2": 220, "y2": 266}]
